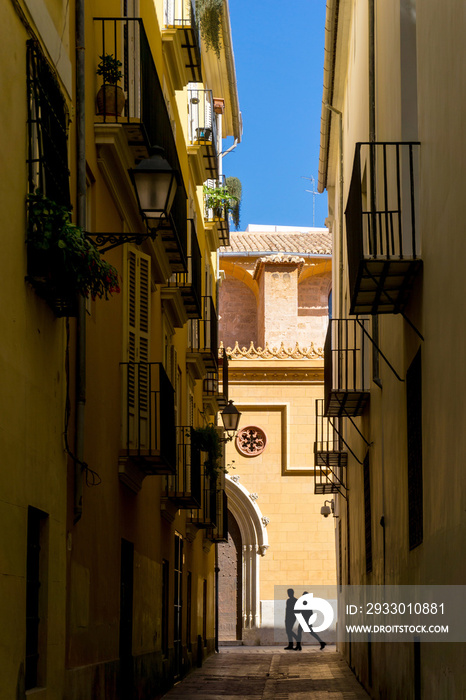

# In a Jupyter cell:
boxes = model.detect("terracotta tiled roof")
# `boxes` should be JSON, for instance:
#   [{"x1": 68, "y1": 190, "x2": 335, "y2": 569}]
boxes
[{"x1": 219, "y1": 226, "x2": 332, "y2": 256}]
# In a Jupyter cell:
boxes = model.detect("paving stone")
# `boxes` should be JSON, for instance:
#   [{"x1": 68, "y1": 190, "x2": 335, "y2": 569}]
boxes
[{"x1": 161, "y1": 646, "x2": 370, "y2": 699}]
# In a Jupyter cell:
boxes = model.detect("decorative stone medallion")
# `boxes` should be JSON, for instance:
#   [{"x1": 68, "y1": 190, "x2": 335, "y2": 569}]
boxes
[{"x1": 236, "y1": 426, "x2": 267, "y2": 457}]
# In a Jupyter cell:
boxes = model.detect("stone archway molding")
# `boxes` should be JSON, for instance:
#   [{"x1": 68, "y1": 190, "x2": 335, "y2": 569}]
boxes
[{"x1": 225, "y1": 475, "x2": 269, "y2": 630}]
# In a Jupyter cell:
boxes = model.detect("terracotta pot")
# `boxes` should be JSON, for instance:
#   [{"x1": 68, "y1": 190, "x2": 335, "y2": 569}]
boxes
[{"x1": 96, "y1": 84, "x2": 125, "y2": 116}]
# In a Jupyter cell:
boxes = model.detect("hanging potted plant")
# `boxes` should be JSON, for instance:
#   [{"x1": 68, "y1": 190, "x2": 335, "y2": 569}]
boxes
[
  {"x1": 27, "y1": 191, "x2": 120, "y2": 316},
  {"x1": 195, "y1": 0, "x2": 223, "y2": 58},
  {"x1": 96, "y1": 53, "x2": 125, "y2": 117},
  {"x1": 191, "y1": 424, "x2": 224, "y2": 481},
  {"x1": 225, "y1": 176, "x2": 242, "y2": 230}
]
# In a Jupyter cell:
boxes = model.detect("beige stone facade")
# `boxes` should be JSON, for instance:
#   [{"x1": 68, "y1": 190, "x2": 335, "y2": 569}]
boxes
[{"x1": 218, "y1": 226, "x2": 337, "y2": 645}]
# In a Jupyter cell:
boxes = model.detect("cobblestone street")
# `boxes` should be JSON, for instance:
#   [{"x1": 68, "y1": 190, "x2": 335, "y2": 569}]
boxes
[{"x1": 162, "y1": 646, "x2": 371, "y2": 699}]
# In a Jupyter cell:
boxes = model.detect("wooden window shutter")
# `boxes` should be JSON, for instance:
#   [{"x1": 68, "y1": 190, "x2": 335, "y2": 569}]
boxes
[{"x1": 124, "y1": 247, "x2": 151, "y2": 449}]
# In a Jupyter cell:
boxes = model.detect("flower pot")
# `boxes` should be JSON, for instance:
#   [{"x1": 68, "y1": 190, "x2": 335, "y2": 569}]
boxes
[
  {"x1": 195, "y1": 127, "x2": 212, "y2": 143},
  {"x1": 96, "y1": 84, "x2": 125, "y2": 116},
  {"x1": 26, "y1": 246, "x2": 78, "y2": 317}
]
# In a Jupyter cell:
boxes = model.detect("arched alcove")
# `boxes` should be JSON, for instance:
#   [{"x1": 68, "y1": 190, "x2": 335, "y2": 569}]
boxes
[{"x1": 223, "y1": 476, "x2": 269, "y2": 631}]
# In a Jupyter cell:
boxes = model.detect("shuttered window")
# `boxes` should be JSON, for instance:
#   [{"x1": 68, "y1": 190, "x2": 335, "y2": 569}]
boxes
[
  {"x1": 125, "y1": 247, "x2": 151, "y2": 449},
  {"x1": 407, "y1": 348, "x2": 423, "y2": 549},
  {"x1": 363, "y1": 453, "x2": 372, "y2": 573}
]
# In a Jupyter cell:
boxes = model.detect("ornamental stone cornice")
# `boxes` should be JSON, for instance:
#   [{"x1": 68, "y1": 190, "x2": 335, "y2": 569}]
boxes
[{"x1": 221, "y1": 340, "x2": 324, "y2": 360}]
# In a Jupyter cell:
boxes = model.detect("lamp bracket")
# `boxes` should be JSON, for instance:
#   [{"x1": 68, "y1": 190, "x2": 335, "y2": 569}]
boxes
[{"x1": 84, "y1": 229, "x2": 157, "y2": 254}]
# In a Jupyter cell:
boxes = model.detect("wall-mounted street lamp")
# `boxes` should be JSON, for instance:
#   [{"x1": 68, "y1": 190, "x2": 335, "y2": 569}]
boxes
[
  {"x1": 129, "y1": 146, "x2": 179, "y2": 225},
  {"x1": 219, "y1": 400, "x2": 241, "y2": 442},
  {"x1": 87, "y1": 147, "x2": 180, "y2": 253}
]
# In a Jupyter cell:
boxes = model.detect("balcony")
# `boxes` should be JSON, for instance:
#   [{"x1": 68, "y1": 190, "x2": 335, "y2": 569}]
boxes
[
  {"x1": 204, "y1": 176, "x2": 230, "y2": 247},
  {"x1": 208, "y1": 489, "x2": 228, "y2": 543},
  {"x1": 119, "y1": 363, "x2": 176, "y2": 486},
  {"x1": 189, "y1": 468, "x2": 218, "y2": 528},
  {"x1": 324, "y1": 319, "x2": 370, "y2": 417},
  {"x1": 162, "y1": 0, "x2": 202, "y2": 88},
  {"x1": 162, "y1": 219, "x2": 202, "y2": 319},
  {"x1": 187, "y1": 296, "x2": 219, "y2": 377},
  {"x1": 203, "y1": 347, "x2": 229, "y2": 411},
  {"x1": 187, "y1": 88, "x2": 218, "y2": 183},
  {"x1": 314, "y1": 399, "x2": 347, "y2": 496},
  {"x1": 93, "y1": 18, "x2": 188, "y2": 276},
  {"x1": 166, "y1": 427, "x2": 202, "y2": 508},
  {"x1": 345, "y1": 142, "x2": 422, "y2": 315}
]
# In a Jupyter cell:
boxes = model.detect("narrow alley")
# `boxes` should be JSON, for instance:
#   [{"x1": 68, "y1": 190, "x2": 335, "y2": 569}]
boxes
[{"x1": 162, "y1": 646, "x2": 370, "y2": 699}]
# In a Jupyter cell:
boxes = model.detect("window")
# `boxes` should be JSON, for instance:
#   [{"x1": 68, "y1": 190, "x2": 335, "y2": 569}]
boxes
[
  {"x1": 186, "y1": 571, "x2": 192, "y2": 652},
  {"x1": 162, "y1": 559, "x2": 169, "y2": 657},
  {"x1": 363, "y1": 453, "x2": 372, "y2": 573},
  {"x1": 25, "y1": 507, "x2": 48, "y2": 691},
  {"x1": 407, "y1": 348, "x2": 423, "y2": 549},
  {"x1": 26, "y1": 40, "x2": 70, "y2": 207}
]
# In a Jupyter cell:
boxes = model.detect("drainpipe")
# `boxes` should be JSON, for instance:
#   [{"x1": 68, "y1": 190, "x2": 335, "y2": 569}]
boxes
[
  {"x1": 324, "y1": 104, "x2": 343, "y2": 316},
  {"x1": 215, "y1": 544, "x2": 219, "y2": 653},
  {"x1": 74, "y1": 0, "x2": 86, "y2": 524}
]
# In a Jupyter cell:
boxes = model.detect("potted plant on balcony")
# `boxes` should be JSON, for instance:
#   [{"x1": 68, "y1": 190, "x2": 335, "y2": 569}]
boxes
[
  {"x1": 27, "y1": 191, "x2": 120, "y2": 316},
  {"x1": 96, "y1": 53, "x2": 125, "y2": 116},
  {"x1": 191, "y1": 424, "x2": 224, "y2": 480},
  {"x1": 203, "y1": 179, "x2": 241, "y2": 226}
]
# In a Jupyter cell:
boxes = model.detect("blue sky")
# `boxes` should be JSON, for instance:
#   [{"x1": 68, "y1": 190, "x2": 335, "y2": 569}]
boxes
[{"x1": 223, "y1": 0, "x2": 328, "y2": 231}]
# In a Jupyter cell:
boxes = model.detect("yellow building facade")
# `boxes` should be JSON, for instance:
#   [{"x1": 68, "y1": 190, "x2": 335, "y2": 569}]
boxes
[
  {"x1": 217, "y1": 226, "x2": 337, "y2": 645},
  {"x1": 318, "y1": 1, "x2": 466, "y2": 697},
  {"x1": 0, "y1": 0, "x2": 241, "y2": 698}
]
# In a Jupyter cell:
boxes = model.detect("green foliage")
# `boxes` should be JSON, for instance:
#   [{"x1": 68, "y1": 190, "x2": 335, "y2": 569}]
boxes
[
  {"x1": 195, "y1": 0, "x2": 223, "y2": 58},
  {"x1": 225, "y1": 176, "x2": 242, "y2": 230},
  {"x1": 192, "y1": 424, "x2": 224, "y2": 480},
  {"x1": 96, "y1": 54, "x2": 123, "y2": 84},
  {"x1": 27, "y1": 191, "x2": 120, "y2": 300},
  {"x1": 204, "y1": 183, "x2": 238, "y2": 215}
]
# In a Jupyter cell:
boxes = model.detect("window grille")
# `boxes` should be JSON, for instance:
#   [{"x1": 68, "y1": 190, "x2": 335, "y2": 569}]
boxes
[{"x1": 26, "y1": 40, "x2": 70, "y2": 207}]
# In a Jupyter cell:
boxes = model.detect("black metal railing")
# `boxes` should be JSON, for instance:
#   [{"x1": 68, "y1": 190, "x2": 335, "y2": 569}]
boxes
[
  {"x1": 164, "y1": 0, "x2": 202, "y2": 82},
  {"x1": 208, "y1": 489, "x2": 228, "y2": 542},
  {"x1": 345, "y1": 142, "x2": 421, "y2": 314},
  {"x1": 204, "y1": 175, "x2": 230, "y2": 245},
  {"x1": 324, "y1": 319, "x2": 370, "y2": 417},
  {"x1": 164, "y1": 220, "x2": 202, "y2": 316},
  {"x1": 190, "y1": 468, "x2": 218, "y2": 528},
  {"x1": 94, "y1": 18, "x2": 182, "y2": 168},
  {"x1": 166, "y1": 427, "x2": 202, "y2": 507},
  {"x1": 188, "y1": 89, "x2": 218, "y2": 178},
  {"x1": 188, "y1": 296, "x2": 219, "y2": 370},
  {"x1": 160, "y1": 184, "x2": 188, "y2": 273},
  {"x1": 314, "y1": 399, "x2": 347, "y2": 496},
  {"x1": 203, "y1": 347, "x2": 228, "y2": 407},
  {"x1": 120, "y1": 362, "x2": 176, "y2": 473}
]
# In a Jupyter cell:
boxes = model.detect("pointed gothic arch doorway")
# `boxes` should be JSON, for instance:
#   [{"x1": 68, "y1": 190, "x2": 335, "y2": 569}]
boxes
[{"x1": 218, "y1": 476, "x2": 269, "y2": 642}]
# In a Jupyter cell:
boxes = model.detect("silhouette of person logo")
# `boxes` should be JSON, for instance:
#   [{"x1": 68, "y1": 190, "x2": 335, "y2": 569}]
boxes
[{"x1": 284, "y1": 589, "x2": 327, "y2": 651}]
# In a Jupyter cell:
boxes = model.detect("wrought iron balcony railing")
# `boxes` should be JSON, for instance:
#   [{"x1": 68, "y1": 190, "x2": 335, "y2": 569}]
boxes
[
  {"x1": 94, "y1": 18, "x2": 188, "y2": 270},
  {"x1": 203, "y1": 347, "x2": 229, "y2": 408},
  {"x1": 207, "y1": 489, "x2": 228, "y2": 542},
  {"x1": 345, "y1": 142, "x2": 422, "y2": 315},
  {"x1": 188, "y1": 296, "x2": 219, "y2": 371},
  {"x1": 324, "y1": 319, "x2": 370, "y2": 417},
  {"x1": 164, "y1": 219, "x2": 202, "y2": 317},
  {"x1": 188, "y1": 88, "x2": 218, "y2": 178},
  {"x1": 166, "y1": 427, "x2": 202, "y2": 508},
  {"x1": 120, "y1": 362, "x2": 176, "y2": 474},
  {"x1": 314, "y1": 399, "x2": 347, "y2": 496},
  {"x1": 204, "y1": 175, "x2": 230, "y2": 246},
  {"x1": 189, "y1": 468, "x2": 218, "y2": 528},
  {"x1": 164, "y1": 0, "x2": 202, "y2": 83}
]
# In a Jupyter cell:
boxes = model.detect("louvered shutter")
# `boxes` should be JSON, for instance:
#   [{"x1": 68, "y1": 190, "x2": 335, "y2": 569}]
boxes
[{"x1": 125, "y1": 248, "x2": 151, "y2": 450}]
